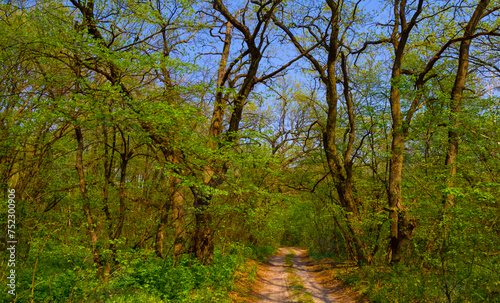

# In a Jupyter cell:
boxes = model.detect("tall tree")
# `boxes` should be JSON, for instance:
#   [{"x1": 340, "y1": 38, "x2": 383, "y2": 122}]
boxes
[
  {"x1": 443, "y1": 0, "x2": 491, "y2": 207},
  {"x1": 381, "y1": 0, "x2": 498, "y2": 262},
  {"x1": 272, "y1": 0, "x2": 372, "y2": 263},
  {"x1": 187, "y1": 0, "x2": 310, "y2": 263}
]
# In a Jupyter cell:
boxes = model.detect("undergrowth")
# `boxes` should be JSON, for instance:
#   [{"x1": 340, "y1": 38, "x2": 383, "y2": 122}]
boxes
[
  {"x1": 324, "y1": 261, "x2": 500, "y2": 303},
  {"x1": 2, "y1": 244, "x2": 276, "y2": 303}
]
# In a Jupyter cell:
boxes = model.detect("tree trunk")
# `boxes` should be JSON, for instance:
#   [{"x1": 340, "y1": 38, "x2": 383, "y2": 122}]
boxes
[
  {"x1": 443, "y1": 0, "x2": 490, "y2": 207},
  {"x1": 190, "y1": 194, "x2": 214, "y2": 264},
  {"x1": 386, "y1": 0, "x2": 424, "y2": 263},
  {"x1": 171, "y1": 176, "x2": 186, "y2": 257},
  {"x1": 388, "y1": 72, "x2": 417, "y2": 263},
  {"x1": 74, "y1": 126, "x2": 104, "y2": 275},
  {"x1": 189, "y1": 18, "x2": 236, "y2": 264},
  {"x1": 387, "y1": 115, "x2": 408, "y2": 263},
  {"x1": 108, "y1": 137, "x2": 129, "y2": 264},
  {"x1": 321, "y1": 4, "x2": 368, "y2": 264},
  {"x1": 154, "y1": 151, "x2": 186, "y2": 259}
]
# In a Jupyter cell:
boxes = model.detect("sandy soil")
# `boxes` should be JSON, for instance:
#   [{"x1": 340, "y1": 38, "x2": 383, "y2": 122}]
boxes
[
  {"x1": 288, "y1": 247, "x2": 337, "y2": 302},
  {"x1": 250, "y1": 247, "x2": 367, "y2": 303},
  {"x1": 252, "y1": 247, "x2": 292, "y2": 302}
]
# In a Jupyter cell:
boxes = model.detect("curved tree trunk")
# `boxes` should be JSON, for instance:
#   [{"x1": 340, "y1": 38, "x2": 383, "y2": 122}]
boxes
[{"x1": 443, "y1": 0, "x2": 490, "y2": 207}]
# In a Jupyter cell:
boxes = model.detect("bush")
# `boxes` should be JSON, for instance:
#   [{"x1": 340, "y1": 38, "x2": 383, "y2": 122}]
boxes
[
  {"x1": 104, "y1": 248, "x2": 246, "y2": 303},
  {"x1": 6, "y1": 244, "x2": 255, "y2": 303}
]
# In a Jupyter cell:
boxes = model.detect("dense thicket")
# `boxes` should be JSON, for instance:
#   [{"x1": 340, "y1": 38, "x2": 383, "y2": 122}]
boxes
[{"x1": 1, "y1": 0, "x2": 499, "y2": 302}]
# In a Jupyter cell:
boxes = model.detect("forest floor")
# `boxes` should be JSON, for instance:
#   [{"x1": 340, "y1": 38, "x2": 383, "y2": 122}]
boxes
[{"x1": 235, "y1": 247, "x2": 369, "y2": 303}]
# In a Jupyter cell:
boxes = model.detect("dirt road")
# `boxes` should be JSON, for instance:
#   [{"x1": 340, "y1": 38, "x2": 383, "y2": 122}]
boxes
[
  {"x1": 252, "y1": 247, "x2": 290, "y2": 302},
  {"x1": 251, "y1": 247, "x2": 364, "y2": 303}
]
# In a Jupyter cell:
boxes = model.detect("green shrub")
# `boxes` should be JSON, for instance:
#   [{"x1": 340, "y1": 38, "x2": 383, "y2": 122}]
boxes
[{"x1": 7, "y1": 244, "x2": 258, "y2": 303}]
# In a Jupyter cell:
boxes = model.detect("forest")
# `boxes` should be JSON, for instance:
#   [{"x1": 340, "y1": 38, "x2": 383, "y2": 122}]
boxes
[{"x1": 0, "y1": 0, "x2": 499, "y2": 302}]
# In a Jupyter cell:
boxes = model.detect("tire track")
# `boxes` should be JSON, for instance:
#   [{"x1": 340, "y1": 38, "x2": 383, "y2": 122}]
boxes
[{"x1": 253, "y1": 247, "x2": 360, "y2": 303}]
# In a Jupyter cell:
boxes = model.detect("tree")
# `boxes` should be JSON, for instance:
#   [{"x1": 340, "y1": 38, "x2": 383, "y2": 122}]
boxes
[{"x1": 272, "y1": 0, "x2": 374, "y2": 263}]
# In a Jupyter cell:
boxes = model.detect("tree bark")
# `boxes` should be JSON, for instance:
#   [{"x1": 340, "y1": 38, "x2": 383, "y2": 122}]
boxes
[
  {"x1": 273, "y1": 1, "x2": 370, "y2": 263},
  {"x1": 443, "y1": 0, "x2": 490, "y2": 207},
  {"x1": 189, "y1": 1, "x2": 272, "y2": 263},
  {"x1": 184, "y1": 19, "x2": 234, "y2": 263},
  {"x1": 108, "y1": 130, "x2": 130, "y2": 264},
  {"x1": 171, "y1": 175, "x2": 186, "y2": 257},
  {"x1": 190, "y1": 194, "x2": 214, "y2": 264},
  {"x1": 74, "y1": 126, "x2": 104, "y2": 275},
  {"x1": 387, "y1": 0, "x2": 424, "y2": 263}
]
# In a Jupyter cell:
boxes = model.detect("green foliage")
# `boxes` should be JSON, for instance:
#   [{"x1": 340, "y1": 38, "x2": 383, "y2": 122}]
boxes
[
  {"x1": 325, "y1": 184, "x2": 500, "y2": 302},
  {"x1": 336, "y1": 260, "x2": 500, "y2": 303},
  {"x1": 4, "y1": 244, "x2": 256, "y2": 303},
  {"x1": 247, "y1": 245, "x2": 277, "y2": 262},
  {"x1": 107, "y1": 250, "x2": 241, "y2": 302}
]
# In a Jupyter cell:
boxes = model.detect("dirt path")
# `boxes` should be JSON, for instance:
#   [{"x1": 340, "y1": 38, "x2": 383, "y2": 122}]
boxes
[
  {"x1": 287, "y1": 247, "x2": 336, "y2": 302},
  {"x1": 252, "y1": 247, "x2": 291, "y2": 302},
  {"x1": 252, "y1": 247, "x2": 363, "y2": 303}
]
